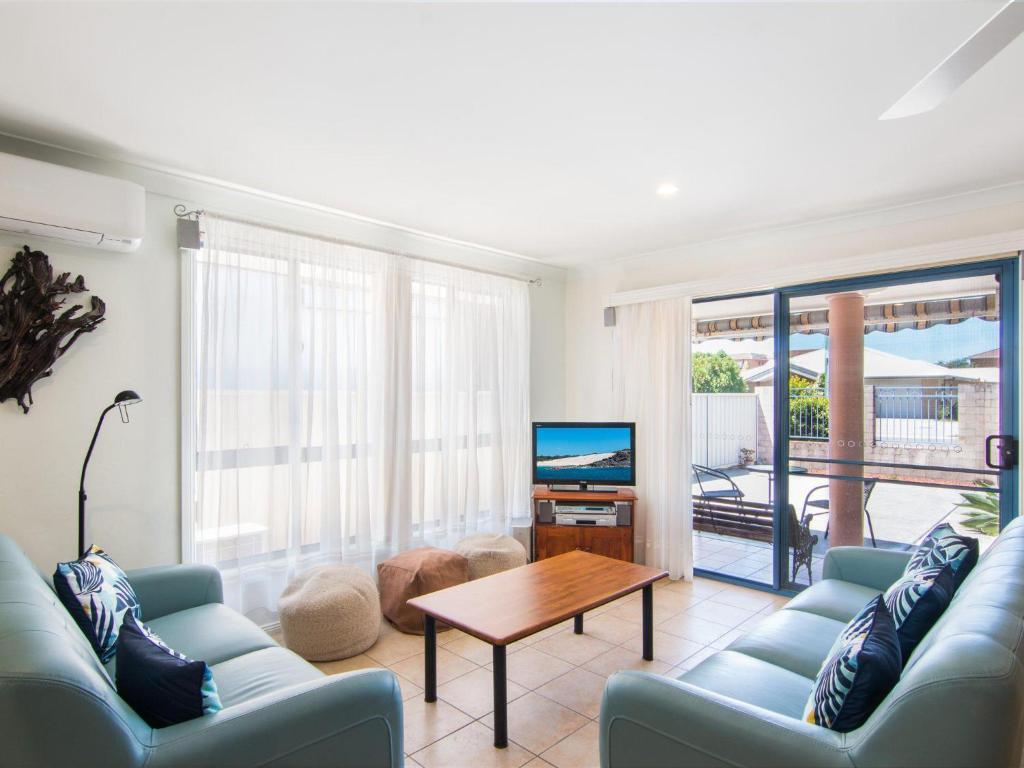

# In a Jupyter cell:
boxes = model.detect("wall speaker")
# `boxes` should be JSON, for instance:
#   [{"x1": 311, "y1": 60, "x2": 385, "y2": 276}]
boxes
[
  {"x1": 615, "y1": 501, "x2": 632, "y2": 526},
  {"x1": 604, "y1": 306, "x2": 616, "y2": 327},
  {"x1": 537, "y1": 499, "x2": 555, "y2": 524}
]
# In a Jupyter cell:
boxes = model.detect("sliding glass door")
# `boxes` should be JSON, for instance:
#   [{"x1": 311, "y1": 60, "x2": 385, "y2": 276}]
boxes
[{"x1": 693, "y1": 257, "x2": 1019, "y2": 593}]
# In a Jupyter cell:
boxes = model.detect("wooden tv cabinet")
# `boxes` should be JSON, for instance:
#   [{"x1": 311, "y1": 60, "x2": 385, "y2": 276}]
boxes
[{"x1": 532, "y1": 487, "x2": 635, "y2": 563}]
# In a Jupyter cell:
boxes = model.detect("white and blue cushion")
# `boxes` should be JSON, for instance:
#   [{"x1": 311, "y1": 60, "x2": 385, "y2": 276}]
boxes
[
  {"x1": 884, "y1": 563, "x2": 954, "y2": 664},
  {"x1": 803, "y1": 595, "x2": 901, "y2": 733},
  {"x1": 116, "y1": 613, "x2": 223, "y2": 728},
  {"x1": 905, "y1": 523, "x2": 978, "y2": 591},
  {"x1": 53, "y1": 545, "x2": 141, "y2": 663}
]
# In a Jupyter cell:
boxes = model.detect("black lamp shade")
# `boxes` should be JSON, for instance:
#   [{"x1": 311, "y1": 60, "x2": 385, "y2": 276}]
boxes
[{"x1": 114, "y1": 390, "x2": 142, "y2": 406}]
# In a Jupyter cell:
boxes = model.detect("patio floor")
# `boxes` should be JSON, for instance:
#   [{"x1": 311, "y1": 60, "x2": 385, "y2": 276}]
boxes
[{"x1": 691, "y1": 465, "x2": 994, "y2": 588}]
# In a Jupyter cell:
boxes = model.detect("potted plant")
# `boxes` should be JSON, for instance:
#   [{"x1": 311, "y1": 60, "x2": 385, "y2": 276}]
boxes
[
  {"x1": 739, "y1": 448, "x2": 755, "y2": 466},
  {"x1": 955, "y1": 480, "x2": 999, "y2": 536}
]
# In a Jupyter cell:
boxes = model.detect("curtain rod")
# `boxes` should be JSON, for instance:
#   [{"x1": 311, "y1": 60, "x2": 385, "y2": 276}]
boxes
[{"x1": 174, "y1": 205, "x2": 543, "y2": 287}]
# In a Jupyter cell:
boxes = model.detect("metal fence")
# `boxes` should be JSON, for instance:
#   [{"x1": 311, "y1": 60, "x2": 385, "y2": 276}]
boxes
[
  {"x1": 692, "y1": 393, "x2": 758, "y2": 468},
  {"x1": 788, "y1": 386, "x2": 960, "y2": 446},
  {"x1": 874, "y1": 386, "x2": 959, "y2": 445},
  {"x1": 790, "y1": 387, "x2": 829, "y2": 440}
]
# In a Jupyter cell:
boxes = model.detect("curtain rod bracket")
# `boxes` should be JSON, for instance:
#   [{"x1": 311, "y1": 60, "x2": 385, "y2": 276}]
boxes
[{"x1": 174, "y1": 205, "x2": 204, "y2": 220}]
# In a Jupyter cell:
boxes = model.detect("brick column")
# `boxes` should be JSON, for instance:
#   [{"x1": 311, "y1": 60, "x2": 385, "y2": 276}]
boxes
[{"x1": 827, "y1": 293, "x2": 865, "y2": 547}]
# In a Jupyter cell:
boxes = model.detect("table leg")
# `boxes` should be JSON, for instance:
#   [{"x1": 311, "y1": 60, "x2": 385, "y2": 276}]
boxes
[
  {"x1": 574, "y1": 613, "x2": 583, "y2": 634},
  {"x1": 642, "y1": 584, "x2": 654, "y2": 661},
  {"x1": 493, "y1": 644, "x2": 508, "y2": 748},
  {"x1": 424, "y1": 615, "x2": 437, "y2": 703}
]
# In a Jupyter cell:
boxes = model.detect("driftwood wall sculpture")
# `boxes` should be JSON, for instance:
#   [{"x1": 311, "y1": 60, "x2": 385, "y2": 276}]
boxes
[{"x1": 0, "y1": 246, "x2": 106, "y2": 413}]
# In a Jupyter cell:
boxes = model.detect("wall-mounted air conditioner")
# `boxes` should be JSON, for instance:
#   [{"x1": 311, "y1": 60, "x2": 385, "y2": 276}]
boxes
[{"x1": 0, "y1": 151, "x2": 145, "y2": 252}]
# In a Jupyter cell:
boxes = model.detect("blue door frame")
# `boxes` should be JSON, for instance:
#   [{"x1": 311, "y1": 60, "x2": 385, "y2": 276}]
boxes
[{"x1": 694, "y1": 256, "x2": 1020, "y2": 595}]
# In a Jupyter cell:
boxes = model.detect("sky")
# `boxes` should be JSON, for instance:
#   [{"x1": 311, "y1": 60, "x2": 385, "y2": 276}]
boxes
[
  {"x1": 535, "y1": 425, "x2": 631, "y2": 457},
  {"x1": 789, "y1": 317, "x2": 999, "y2": 364}
]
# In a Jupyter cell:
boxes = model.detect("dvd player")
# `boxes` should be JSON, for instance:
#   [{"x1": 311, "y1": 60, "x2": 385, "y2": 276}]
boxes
[{"x1": 554, "y1": 503, "x2": 617, "y2": 527}]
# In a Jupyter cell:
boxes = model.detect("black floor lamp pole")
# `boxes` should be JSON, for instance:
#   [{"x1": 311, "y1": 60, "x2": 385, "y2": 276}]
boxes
[{"x1": 78, "y1": 390, "x2": 142, "y2": 557}]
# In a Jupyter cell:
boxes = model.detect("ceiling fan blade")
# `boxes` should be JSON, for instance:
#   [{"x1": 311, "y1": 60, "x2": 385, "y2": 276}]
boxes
[{"x1": 880, "y1": 0, "x2": 1024, "y2": 120}]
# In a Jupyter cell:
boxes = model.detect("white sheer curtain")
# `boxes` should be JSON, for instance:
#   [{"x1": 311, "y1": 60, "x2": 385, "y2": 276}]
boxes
[
  {"x1": 612, "y1": 297, "x2": 693, "y2": 580},
  {"x1": 188, "y1": 216, "x2": 531, "y2": 622}
]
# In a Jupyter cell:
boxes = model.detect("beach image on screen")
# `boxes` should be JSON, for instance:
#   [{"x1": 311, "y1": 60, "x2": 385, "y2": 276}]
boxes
[{"x1": 535, "y1": 426, "x2": 632, "y2": 482}]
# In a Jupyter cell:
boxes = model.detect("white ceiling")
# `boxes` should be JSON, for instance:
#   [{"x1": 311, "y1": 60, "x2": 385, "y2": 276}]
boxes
[{"x1": 1, "y1": 2, "x2": 1022, "y2": 265}]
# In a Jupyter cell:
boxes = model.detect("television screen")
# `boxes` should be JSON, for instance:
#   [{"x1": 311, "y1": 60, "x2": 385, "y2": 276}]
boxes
[{"x1": 532, "y1": 422, "x2": 635, "y2": 486}]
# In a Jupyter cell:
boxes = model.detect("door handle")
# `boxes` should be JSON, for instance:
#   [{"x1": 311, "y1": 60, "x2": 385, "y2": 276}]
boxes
[{"x1": 985, "y1": 434, "x2": 1019, "y2": 470}]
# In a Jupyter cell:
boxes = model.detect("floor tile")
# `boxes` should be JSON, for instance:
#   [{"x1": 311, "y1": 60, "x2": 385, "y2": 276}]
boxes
[
  {"x1": 413, "y1": 722, "x2": 534, "y2": 768},
  {"x1": 683, "y1": 600, "x2": 755, "y2": 628},
  {"x1": 314, "y1": 653, "x2": 379, "y2": 676},
  {"x1": 390, "y1": 647, "x2": 478, "y2": 689},
  {"x1": 364, "y1": 626, "x2": 426, "y2": 666},
  {"x1": 406, "y1": 756, "x2": 424, "y2": 768},
  {"x1": 673, "y1": 645, "x2": 718, "y2": 672},
  {"x1": 541, "y1": 721, "x2": 600, "y2": 768},
  {"x1": 437, "y1": 667, "x2": 529, "y2": 719},
  {"x1": 402, "y1": 697, "x2": 474, "y2": 753},
  {"x1": 576, "y1": 613, "x2": 641, "y2": 645},
  {"x1": 531, "y1": 630, "x2": 615, "y2": 666},
  {"x1": 481, "y1": 693, "x2": 589, "y2": 755},
  {"x1": 582, "y1": 645, "x2": 671, "y2": 677},
  {"x1": 445, "y1": 631, "x2": 498, "y2": 666},
  {"x1": 706, "y1": 588, "x2": 774, "y2": 612},
  {"x1": 523, "y1": 759, "x2": 556, "y2": 768},
  {"x1": 492, "y1": 646, "x2": 575, "y2": 690},
  {"x1": 534, "y1": 667, "x2": 608, "y2": 719},
  {"x1": 710, "y1": 628, "x2": 745, "y2": 650},
  {"x1": 618, "y1": 630, "x2": 705, "y2": 667},
  {"x1": 658, "y1": 614, "x2": 733, "y2": 644},
  {"x1": 393, "y1": 672, "x2": 424, "y2": 701}
]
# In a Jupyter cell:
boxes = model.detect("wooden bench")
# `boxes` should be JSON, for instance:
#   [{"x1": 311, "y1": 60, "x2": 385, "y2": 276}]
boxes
[{"x1": 692, "y1": 495, "x2": 818, "y2": 584}]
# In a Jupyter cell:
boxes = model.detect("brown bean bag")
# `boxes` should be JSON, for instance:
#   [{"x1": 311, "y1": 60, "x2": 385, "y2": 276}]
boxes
[{"x1": 376, "y1": 547, "x2": 469, "y2": 634}]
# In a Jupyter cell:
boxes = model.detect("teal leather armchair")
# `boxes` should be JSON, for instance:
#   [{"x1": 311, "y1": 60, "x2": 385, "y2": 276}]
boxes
[
  {"x1": 0, "y1": 534, "x2": 404, "y2": 768},
  {"x1": 601, "y1": 518, "x2": 1024, "y2": 768}
]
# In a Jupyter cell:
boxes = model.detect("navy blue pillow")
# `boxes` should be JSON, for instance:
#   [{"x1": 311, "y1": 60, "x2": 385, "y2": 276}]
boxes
[
  {"x1": 905, "y1": 523, "x2": 978, "y2": 591},
  {"x1": 884, "y1": 564, "x2": 954, "y2": 664},
  {"x1": 116, "y1": 613, "x2": 222, "y2": 728},
  {"x1": 804, "y1": 596, "x2": 902, "y2": 733}
]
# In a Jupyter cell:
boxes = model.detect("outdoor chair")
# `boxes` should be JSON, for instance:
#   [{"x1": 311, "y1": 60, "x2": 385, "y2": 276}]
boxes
[
  {"x1": 801, "y1": 478, "x2": 878, "y2": 547},
  {"x1": 692, "y1": 464, "x2": 745, "y2": 501}
]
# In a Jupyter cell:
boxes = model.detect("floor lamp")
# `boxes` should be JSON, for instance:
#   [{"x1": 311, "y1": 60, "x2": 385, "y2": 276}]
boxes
[{"x1": 78, "y1": 390, "x2": 142, "y2": 556}]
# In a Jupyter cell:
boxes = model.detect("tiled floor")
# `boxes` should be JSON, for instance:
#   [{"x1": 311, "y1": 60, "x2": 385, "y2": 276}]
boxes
[{"x1": 275, "y1": 576, "x2": 789, "y2": 768}]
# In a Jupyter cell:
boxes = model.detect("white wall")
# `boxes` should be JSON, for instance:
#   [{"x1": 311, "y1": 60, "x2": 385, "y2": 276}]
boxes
[{"x1": 0, "y1": 136, "x2": 566, "y2": 571}]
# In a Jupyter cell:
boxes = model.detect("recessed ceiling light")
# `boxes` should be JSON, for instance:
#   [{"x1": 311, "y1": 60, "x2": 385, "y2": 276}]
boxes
[{"x1": 656, "y1": 182, "x2": 679, "y2": 197}]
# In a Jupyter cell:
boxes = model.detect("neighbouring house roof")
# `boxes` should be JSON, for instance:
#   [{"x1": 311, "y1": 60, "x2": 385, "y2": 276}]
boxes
[
  {"x1": 741, "y1": 347, "x2": 992, "y2": 385},
  {"x1": 969, "y1": 347, "x2": 999, "y2": 363}
]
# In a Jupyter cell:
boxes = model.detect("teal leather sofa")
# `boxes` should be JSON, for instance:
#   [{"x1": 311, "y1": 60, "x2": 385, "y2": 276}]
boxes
[
  {"x1": 0, "y1": 534, "x2": 404, "y2": 767},
  {"x1": 600, "y1": 517, "x2": 1024, "y2": 768}
]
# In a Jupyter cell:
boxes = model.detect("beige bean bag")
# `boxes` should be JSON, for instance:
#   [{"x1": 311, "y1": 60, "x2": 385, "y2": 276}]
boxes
[
  {"x1": 455, "y1": 533, "x2": 528, "y2": 580},
  {"x1": 278, "y1": 564, "x2": 381, "y2": 661},
  {"x1": 377, "y1": 547, "x2": 469, "y2": 634}
]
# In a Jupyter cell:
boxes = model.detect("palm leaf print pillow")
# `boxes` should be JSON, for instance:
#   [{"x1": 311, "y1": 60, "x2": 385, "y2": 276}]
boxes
[
  {"x1": 804, "y1": 595, "x2": 901, "y2": 733},
  {"x1": 54, "y1": 546, "x2": 141, "y2": 663},
  {"x1": 883, "y1": 564, "x2": 954, "y2": 665},
  {"x1": 905, "y1": 523, "x2": 978, "y2": 591}
]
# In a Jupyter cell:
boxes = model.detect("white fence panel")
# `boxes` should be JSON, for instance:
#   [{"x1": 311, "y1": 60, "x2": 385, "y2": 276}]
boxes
[{"x1": 692, "y1": 393, "x2": 758, "y2": 469}]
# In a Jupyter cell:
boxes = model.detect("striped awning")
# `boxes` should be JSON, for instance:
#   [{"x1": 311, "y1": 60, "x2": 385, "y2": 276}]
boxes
[{"x1": 695, "y1": 294, "x2": 998, "y2": 340}]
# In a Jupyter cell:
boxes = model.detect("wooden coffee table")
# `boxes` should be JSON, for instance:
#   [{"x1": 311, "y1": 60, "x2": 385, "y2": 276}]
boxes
[{"x1": 407, "y1": 551, "x2": 668, "y2": 748}]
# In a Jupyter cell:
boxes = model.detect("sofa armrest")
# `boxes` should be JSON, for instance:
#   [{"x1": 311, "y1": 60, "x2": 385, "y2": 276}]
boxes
[
  {"x1": 600, "y1": 671, "x2": 851, "y2": 768},
  {"x1": 822, "y1": 547, "x2": 912, "y2": 591},
  {"x1": 126, "y1": 564, "x2": 223, "y2": 621},
  {"x1": 148, "y1": 669, "x2": 403, "y2": 768}
]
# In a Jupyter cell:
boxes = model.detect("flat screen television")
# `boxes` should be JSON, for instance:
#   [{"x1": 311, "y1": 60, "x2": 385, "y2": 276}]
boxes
[{"x1": 532, "y1": 422, "x2": 635, "y2": 490}]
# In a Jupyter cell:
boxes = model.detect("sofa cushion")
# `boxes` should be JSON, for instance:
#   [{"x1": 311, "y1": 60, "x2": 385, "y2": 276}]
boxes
[
  {"x1": 116, "y1": 613, "x2": 223, "y2": 728},
  {"x1": 803, "y1": 595, "x2": 901, "y2": 733},
  {"x1": 784, "y1": 579, "x2": 881, "y2": 623},
  {"x1": 53, "y1": 546, "x2": 142, "y2": 663},
  {"x1": 146, "y1": 603, "x2": 276, "y2": 665},
  {"x1": 726, "y1": 608, "x2": 846, "y2": 680},
  {"x1": 883, "y1": 563, "x2": 954, "y2": 664},
  {"x1": 678, "y1": 650, "x2": 813, "y2": 719},
  {"x1": 905, "y1": 523, "x2": 979, "y2": 591},
  {"x1": 210, "y1": 646, "x2": 323, "y2": 708}
]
